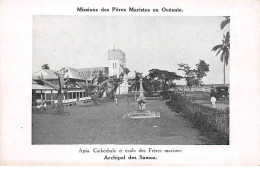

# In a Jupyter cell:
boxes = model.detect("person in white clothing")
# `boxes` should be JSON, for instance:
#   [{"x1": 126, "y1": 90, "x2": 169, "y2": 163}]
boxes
[{"x1": 211, "y1": 96, "x2": 216, "y2": 108}]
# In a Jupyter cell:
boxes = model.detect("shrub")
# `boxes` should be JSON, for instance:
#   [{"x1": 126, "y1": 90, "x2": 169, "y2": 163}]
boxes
[{"x1": 168, "y1": 92, "x2": 229, "y2": 136}]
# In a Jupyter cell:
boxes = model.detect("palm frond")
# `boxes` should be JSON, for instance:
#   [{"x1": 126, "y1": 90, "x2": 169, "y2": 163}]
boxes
[
  {"x1": 224, "y1": 32, "x2": 230, "y2": 48},
  {"x1": 215, "y1": 48, "x2": 223, "y2": 56},
  {"x1": 220, "y1": 53, "x2": 224, "y2": 62},
  {"x1": 212, "y1": 44, "x2": 223, "y2": 52},
  {"x1": 221, "y1": 18, "x2": 230, "y2": 30},
  {"x1": 91, "y1": 76, "x2": 97, "y2": 84},
  {"x1": 225, "y1": 32, "x2": 230, "y2": 40}
]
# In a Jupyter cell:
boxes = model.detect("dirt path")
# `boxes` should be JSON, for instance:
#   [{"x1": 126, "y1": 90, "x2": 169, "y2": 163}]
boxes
[{"x1": 32, "y1": 100, "x2": 213, "y2": 144}]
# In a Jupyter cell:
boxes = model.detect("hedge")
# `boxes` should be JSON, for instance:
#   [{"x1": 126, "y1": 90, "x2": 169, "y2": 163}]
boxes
[{"x1": 168, "y1": 92, "x2": 229, "y2": 136}]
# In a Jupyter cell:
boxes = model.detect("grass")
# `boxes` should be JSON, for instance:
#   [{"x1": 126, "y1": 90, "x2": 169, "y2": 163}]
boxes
[{"x1": 32, "y1": 99, "x2": 218, "y2": 145}]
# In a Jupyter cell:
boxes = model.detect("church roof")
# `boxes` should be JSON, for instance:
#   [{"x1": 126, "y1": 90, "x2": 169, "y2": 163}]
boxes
[
  {"x1": 32, "y1": 83, "x2": 54, "y2": 90},
  {"x1": 32, "y1": 69, "x2": 58, "y2": 80},
  {"x1": 33, "y1": 67, "x2": 86, "y2": 81},
  {"x1": 77, "y1": 67, "x2": 109, "y2": 81}
]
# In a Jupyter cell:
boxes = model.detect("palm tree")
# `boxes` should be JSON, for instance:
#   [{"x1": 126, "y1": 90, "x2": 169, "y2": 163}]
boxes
[
  {"x1": 129, "y1": 71, "x2": 142, "y2": 92},
  {"x1": 128, "y1": 71, "x2": 142, "y2": 100},
  {"x1": 76, "y1": 78, "x2": 111, "y2": 105},
  {"x1": 77, "y1": 66, "x2": 130, "y2": 102},
  {"x1": 221, "y1": 16, "x2": 230, "y2": 30},
  {"x1": 212, "y1": 32, "x2": 230, "y2": 84},
  {"x1": 109, "y1": 65, "x2": 130, "y2": 95}
]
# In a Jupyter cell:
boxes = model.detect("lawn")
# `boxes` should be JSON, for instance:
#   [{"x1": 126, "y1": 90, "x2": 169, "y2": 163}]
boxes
[{"x1": 32, "y1": 99, "x2": 215, "y2": 145}]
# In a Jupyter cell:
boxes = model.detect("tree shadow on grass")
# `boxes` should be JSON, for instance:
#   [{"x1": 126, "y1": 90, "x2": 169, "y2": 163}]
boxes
[{"x1": 33, "y1": 108, "x2": 71, "y2": 116}]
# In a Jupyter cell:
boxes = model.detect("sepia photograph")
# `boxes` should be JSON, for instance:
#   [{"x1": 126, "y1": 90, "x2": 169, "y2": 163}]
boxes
[
  {"x1": 32, "y1": 16, "x2": 230, "y2": 145},
  {"x1": 1, "y1": 0, "x2": 260, "y2": 165}
]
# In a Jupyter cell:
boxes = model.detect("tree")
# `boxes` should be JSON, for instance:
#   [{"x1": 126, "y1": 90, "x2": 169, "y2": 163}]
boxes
[
  {"x1": 41, "y1": 64, "x2": 50, "y2": 70},
  {"x1": 152, "y1": 80, "x2": 161, "y2": 92},
  {"x1": 128, "y1": 71, "x2": 142, "y2": 100},
  {"x1": 148, "y1": 69, "x2": 182, "y2": 92},
  {"x1": 212, "y1": 32, "x2": 230, "y2": 84},
  {"x1": 76, "y1": 70, "x2": 111, "y2": 105},
  {"x1": 111, "y1": 65, "x2": 130, "y2": 95},
  {"x1": 195, "y1": 60, "x2": 210, "y2": 86},
  {"x1": 178, "y1": 64, "x2": 196, "y2": 88},
  {"x1": 97, "y1": 71, "x2": 109, "y2": 85},
  {"x1": 76, "y1": 82, "x2": 96, "y2": 94},
  {"x1": 120, "y1": 65, "x2": 130, "y2": 75},
  {"x1": 38, "y1": 68, "x2": 69, "y2": 114},
  {"x1": 77, "y1": 66, "x2": 130, "y2": 104},
  {"x1": 76, "y1": 78, "x2": 111, "y2": 105},
  {"x1": 108, "y1": 65, "x2": 130, "y2": 96},
  {"x1": 142, "y1": 76, "x2": 157, "y2": 96},
  {"x1": 129, "y1": 71, "x2": 142, "y2": 92},
  {"x1": 212, "y1": 16, "x2": 230, "y2": 84}
]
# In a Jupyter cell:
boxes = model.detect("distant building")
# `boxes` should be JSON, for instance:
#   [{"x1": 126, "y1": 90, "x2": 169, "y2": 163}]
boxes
[
  {"x1": 32, "y1": 47, "x2": 129, "y2": 105},
  {"x1": 32, "y1": 68, "x2": 87, "y2": 105},
  {"x1": 32, "y1": 69, "x2": 62, "y2": 85}
]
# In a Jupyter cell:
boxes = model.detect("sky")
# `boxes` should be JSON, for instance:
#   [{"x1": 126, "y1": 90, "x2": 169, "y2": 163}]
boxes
[{"x1": 33, "y1": 16, "x2": 230, "y2": 84}]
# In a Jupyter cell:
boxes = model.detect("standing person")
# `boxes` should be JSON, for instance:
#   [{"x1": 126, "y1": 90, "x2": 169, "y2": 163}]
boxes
[
  {"x1": 114, "y1": 95, "x2": 118, "y2": 105},
  {"x1": 211, "y1": 96, "x2": 216, "y2": 108},
  {"x1": 210, "y1": 86, "x2": 215, "y2": 97}
]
